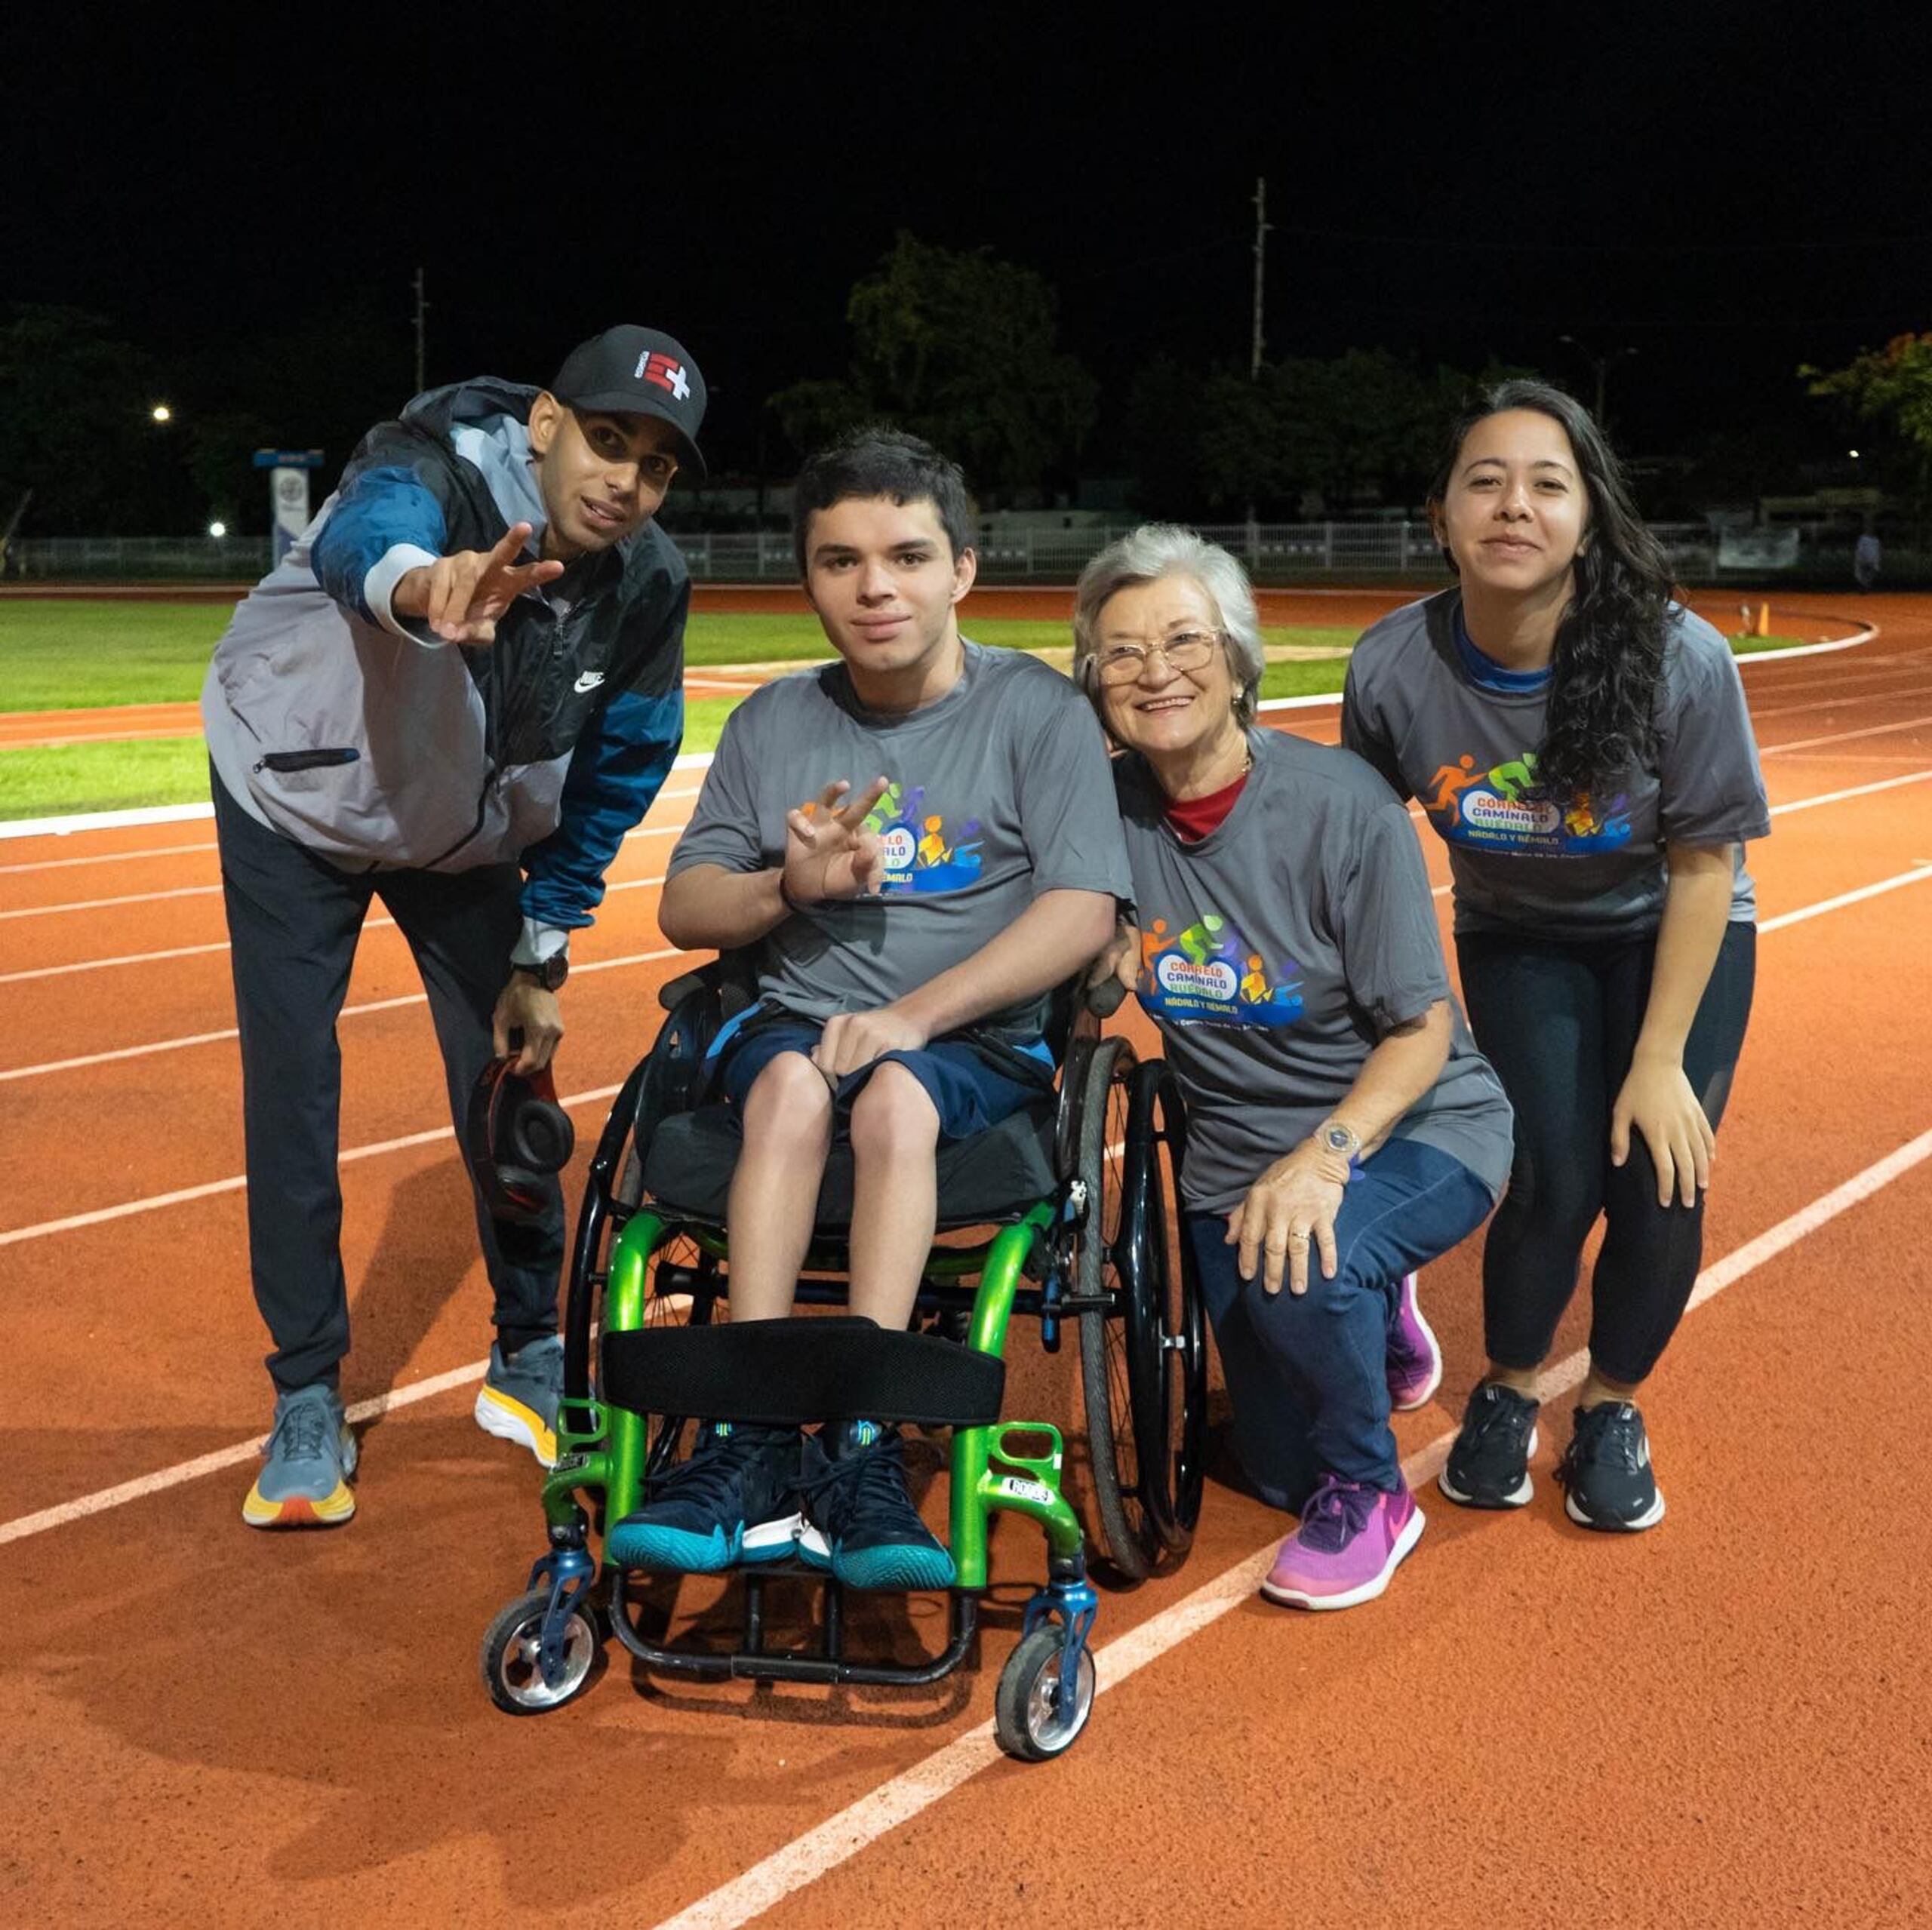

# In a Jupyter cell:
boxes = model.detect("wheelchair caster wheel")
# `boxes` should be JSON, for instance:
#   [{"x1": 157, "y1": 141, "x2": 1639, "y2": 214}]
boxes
[
  {"x1": 480, "y1": 1587, "x2": 601, "y2": 1715},
  {"x1": 993, "y1": 1627, "x2": 1097, "y2": 1761}
]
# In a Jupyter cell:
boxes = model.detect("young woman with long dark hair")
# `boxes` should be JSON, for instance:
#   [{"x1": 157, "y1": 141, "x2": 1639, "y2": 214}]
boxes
[{"x1": 1342, "y1": 380, "x2": 1770, "y2": 1532}]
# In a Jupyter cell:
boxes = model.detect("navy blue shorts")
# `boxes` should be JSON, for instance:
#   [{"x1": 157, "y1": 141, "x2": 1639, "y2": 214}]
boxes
[{"x1": 709, "y1": 1009, "x2": 1054, "y2": 1144}]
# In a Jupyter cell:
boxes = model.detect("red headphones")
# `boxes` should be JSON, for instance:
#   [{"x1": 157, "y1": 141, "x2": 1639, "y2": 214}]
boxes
[{"x1": 463, "y1": 1058, "x2": 576, "y2": 1224}]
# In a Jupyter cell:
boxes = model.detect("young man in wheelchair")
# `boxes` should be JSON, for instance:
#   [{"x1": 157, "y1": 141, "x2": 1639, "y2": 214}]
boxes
[{"x1": 620, "y1": 428, "x2": 1130, "y2": 1588}]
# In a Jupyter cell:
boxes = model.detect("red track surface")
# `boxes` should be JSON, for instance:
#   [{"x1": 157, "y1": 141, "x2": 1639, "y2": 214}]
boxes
[{"x1": 2, "y1": 593, "x2": 1928, "y2": 1927}]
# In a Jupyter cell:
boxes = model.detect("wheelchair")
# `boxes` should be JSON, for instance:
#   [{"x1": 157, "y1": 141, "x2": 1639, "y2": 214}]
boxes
[{"x1": 479, "y1": 957, "x2": 1208, "y2": 1760}]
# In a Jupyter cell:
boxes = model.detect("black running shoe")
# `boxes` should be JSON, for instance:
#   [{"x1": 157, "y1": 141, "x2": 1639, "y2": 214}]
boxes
[
  {"x1": 1556, "y1": 1401, "x2": 1665, "y2": 1532},
  {"x1": 797, "y1": 1420, "x2": 956, "y2": 1590},
  {"x1": 1438, "y1": 1383, "x2": 1540, "y2": 1508},
  {"x1": 605, "y1": 1421, "x2": 803, "y2": 1572}
]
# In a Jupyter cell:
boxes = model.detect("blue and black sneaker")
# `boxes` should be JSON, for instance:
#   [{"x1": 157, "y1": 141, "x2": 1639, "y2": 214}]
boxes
[
  {"x1": 797, "y1": 1420, "x2": 956, "y2": 1590},
  {"x1": 605, "y1": 1421, "x2": 803, "y2": 1573},
  {"x1": 1556, "y1": 1401, "x2": 1666, "y2": 1532}
]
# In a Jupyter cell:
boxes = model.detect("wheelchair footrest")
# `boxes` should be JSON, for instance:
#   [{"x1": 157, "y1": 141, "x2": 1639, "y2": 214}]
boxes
[
  {"x1": 608, "y1": 1566, "x2": 980, "y2": 1686},
  {"x1": 600, "y1": 1317, "x2": 1005, "y2": 1428}
]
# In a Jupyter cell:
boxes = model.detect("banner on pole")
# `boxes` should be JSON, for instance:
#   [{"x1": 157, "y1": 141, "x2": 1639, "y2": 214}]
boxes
[{"x1": 254, "y1": 449, "x2": 326, "y2": 567}]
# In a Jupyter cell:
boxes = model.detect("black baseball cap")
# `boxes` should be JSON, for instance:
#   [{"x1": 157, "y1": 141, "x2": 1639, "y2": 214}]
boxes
[{"x1": 549, "y1": 324, "x2": 708, "y2": 481}]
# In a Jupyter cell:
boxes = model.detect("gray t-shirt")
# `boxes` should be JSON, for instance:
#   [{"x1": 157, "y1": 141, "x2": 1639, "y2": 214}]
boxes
[
  {"x1": 1341, "y1": 589, "x2": 1772, "y2": 941},
  {"x1": 670, "y1": 642, "x2": 1132, "y2": 1042},
  {"x1": 1115, "y1": 731, "x2": 1515, "y2": 1215}
]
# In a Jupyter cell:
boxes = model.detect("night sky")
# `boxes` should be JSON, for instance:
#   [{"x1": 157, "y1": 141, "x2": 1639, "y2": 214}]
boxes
[{"x1": 11, "y1": 2, "x2": 1932, "y2": 481}]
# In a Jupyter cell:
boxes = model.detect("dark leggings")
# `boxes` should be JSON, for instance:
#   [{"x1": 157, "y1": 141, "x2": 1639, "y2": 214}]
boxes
[{"x1": 1456, "y1": 921, "x2": 1755, "y2": 1386}]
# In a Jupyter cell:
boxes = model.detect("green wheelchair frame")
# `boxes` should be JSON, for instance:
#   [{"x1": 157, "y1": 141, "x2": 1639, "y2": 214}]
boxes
[{"x1": 480, "y1": 962, "x2": 1207, "y2": 1762}]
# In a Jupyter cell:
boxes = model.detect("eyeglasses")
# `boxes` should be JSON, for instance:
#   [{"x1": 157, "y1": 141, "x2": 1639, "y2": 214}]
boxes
[{"x1": 1091, "y1": 628, "x2": 1224, "y2": 685}]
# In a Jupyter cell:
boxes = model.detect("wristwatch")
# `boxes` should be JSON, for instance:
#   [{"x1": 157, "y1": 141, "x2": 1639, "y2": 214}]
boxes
[
  {"x1": 512, "y1": 951, "x2": 569, "y2": 993},
  {"x1": 1316, "y1": 1120, "x2": 1361, "y2": 1163}
]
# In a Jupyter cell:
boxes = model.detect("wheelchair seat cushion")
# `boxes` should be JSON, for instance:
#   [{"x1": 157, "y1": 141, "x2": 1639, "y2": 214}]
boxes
[{"x1": 641, "y1": 1098, "x2": 1060, "y2": 1228}]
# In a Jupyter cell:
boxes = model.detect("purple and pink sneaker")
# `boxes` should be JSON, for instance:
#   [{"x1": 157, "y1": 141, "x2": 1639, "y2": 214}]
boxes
[
  {"x1": 1385, "y1": 1271, "x2": 1442, "y2": 1412},
  {"x1": 1261, "y1": 1477, "x2": 1424, "y2": 1611}
]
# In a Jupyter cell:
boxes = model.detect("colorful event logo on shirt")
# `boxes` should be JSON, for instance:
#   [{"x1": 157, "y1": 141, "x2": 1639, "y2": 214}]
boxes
[
  {"x1": 863, "y1": 780, "x2": 984, "y2": 894},
  {"x1": 1137, "y1": 913, "x2": 1303, "y2": 1028},
  {"x1": 1422, "y1": 751, "x2": 1631, "y2": 856}
]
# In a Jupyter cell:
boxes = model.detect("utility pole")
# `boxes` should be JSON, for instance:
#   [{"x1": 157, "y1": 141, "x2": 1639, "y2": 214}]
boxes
[
  {"x1": 413, "y1": 267, "x2": 429, "y2": 393},
  {"x1": 1246, "y1": 177, "x2": 1271, "y2": 549},
  {"x1": 1558, "y1": 333, "x2": 1636, "y2": 425},
  {"x1": 1250, "y1": 177, "x2": 1269, "y2": 379}
]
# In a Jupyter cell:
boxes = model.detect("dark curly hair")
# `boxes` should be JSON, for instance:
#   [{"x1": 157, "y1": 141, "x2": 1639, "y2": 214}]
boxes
[{"x1": 1428, "y1": 379, "x2": 1675, "y2": 800}]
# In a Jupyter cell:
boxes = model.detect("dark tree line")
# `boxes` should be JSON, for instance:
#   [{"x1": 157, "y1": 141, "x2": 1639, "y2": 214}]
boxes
[{"x1": 5, "y1": 244, "x2": 1917, "y2": 538}]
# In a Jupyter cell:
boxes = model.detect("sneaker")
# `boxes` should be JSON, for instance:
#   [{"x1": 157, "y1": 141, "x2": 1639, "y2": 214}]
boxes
[
  {"x1": 242, "y1": 1384, "x2": 358, "y2": 1529},
  {"x1": 1438, "y1": 1382, "x2": 1540, "y2": 1508},
  {"x1": 1260, "y1": 1477, "x2": 1423, "y2": 1610},
  {"x1": 475, "y1": 1335, "x2": 565, "y2": 1467},
  {"x1": 1386, "y1": 1271, "x2": 1443, "y2": 1412},
  {"x1": 1556, "y1": 1401, "x2": 1666, "y2": 1532},
  {"x1": 605, "y1": 1421, "x2": 804, "y2": 1572},
  {"x1": 796, "y1": 1420, "x2": 956, "y2": 1590}
]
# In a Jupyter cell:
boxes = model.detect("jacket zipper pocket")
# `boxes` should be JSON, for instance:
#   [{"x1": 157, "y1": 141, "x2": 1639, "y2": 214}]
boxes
[{"x1": 255, "y1": 748, "x2": 360, "y2": 773}]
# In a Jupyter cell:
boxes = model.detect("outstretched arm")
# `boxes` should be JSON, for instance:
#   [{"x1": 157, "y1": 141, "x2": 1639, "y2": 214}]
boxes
[{"x1": 390, "y1": 522, "x2": 564, "y2": 644}]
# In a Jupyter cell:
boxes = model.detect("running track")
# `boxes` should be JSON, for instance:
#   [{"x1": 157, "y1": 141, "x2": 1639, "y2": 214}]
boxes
[{"x1": 1, "y1": 589, "x2": 1927, "y2": 1927}]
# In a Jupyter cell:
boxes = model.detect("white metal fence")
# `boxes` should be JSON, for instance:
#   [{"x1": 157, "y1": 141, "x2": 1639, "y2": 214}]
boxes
[{"x1": 0, "y1": 521, "x2": 1866, "y2": 588}]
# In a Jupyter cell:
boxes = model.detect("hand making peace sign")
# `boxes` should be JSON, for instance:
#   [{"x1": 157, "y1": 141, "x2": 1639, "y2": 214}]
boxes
[
  {"x1": 392, "y1": 522, "x2": 566, "y2": 644},
  {"x1": 783, "y1": 776, "x2": 892, "y2": 906}
]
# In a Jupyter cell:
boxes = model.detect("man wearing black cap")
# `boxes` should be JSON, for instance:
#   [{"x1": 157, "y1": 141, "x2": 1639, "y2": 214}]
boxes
[{"x1": 201, "y1": 324, "x2": 706, "y2": 1529}]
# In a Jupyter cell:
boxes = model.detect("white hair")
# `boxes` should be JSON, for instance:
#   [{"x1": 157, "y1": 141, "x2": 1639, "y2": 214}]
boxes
[{"x1": 1071, "y1": 524, "x2": 1266, "y2": 727}]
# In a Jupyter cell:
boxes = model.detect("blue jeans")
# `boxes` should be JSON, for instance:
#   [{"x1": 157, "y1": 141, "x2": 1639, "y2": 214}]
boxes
[{"x1": 1186, "y1": 1139, "x2": 1494, "y2": 1511}]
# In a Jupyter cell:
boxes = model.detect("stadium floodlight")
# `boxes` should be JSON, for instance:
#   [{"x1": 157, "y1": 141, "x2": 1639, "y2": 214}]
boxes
[
  {"x1": 151, "y1": 404, "x2": 173, "y2": 423},
  {"x1": 208, "y1": 521, "x2": 227, "y2": 538}
]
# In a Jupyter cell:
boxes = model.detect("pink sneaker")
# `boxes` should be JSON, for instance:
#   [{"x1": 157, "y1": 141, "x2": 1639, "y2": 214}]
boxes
[
  {"x1": 1385, "y1": 1271, "x2": 1442, "y2": 1412},
  {"x1": 1261, "y1": 1477, "x2": 1424, "y2": 1611}
]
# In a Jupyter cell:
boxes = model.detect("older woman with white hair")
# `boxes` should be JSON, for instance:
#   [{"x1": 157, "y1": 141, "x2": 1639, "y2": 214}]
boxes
[{"x1": 1075, "y1": 526, "x2": 1513, "y2": 1611}]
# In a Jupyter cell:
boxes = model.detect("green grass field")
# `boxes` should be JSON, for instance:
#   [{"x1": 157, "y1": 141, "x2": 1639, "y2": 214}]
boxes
[{"x1": 0, "y1": 596, "x2": 1807, "y2": 819}]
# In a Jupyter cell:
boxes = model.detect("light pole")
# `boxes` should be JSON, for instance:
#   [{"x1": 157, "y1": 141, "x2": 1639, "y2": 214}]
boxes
[{"x1": 1557, "y1": 336, "x2": 1638, "y2": 423}]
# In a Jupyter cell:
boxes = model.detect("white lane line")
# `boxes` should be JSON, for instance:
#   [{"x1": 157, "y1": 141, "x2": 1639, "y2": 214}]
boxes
[
  {"x1": 2, "y1": 869, "x2": 666, "y2": 927},
  {"x1": 0, "y1": 802, "x2": 220, "y2": 841},
  {"x1": 0, "y1": 815, "x2": 681, "y2": 880},
  {"x1": 0, "y1": 948, "x2": 681, "y2": 1083},
  {"x1": 0, "y1": 939, "x2": 232, "y2": 985},
  {"x1": 1768, "y1": 768, "x2": 1932, "y2": 816},
  {"x1": 646, "y1": 1127, "x2": 1932, "y2": 1930},
  {"x1": 1760, "y1": 712, "x2": 1932, "y2": 757},
  {"x1": 0, "y1": 1359, "x2": 499, "y2": 1550},
  {"x1": 0, "y1": 882, "x2": 221, "y2": 920},
  {"x1": 0, "y1": 765, "x2": 720, "y2": 845},
  {"x1": 1758, "y1": 863, "x2": 1932, "y2": 933},
  {"x1": 0, "y1": 839, "x2": 217, "y2": 876},
  {"x1": 0, "y1": 1083, "x2": 621, "y2": 1250}
]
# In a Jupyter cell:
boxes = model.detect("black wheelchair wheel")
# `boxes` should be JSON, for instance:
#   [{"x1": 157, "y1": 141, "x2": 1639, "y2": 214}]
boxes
[
  {"x1": 633, "y1": 1237, "x2": 726, "y2": 1479},
  {"x1": 480, "y1": 1587, "x2": 602, "y2": 1716},
  {"x1": 1074, "y1": 1037, "x2": 1158, "y2": 1579},
  {"x1": 994, "y1": 1627, "x2": 1097, "y2": 1762},
  {"x1": 1122, "y1": 1061, "x2": 1207, "y2": 1557}
]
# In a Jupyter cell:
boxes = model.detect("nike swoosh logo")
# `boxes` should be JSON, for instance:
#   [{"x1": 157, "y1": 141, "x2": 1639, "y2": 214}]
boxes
[{"x1": 573, "y1": 671, "x2": 606, "y2": 693}]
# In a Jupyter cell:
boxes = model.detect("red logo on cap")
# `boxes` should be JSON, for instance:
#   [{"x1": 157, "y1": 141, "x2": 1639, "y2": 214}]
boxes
[{"x1": 633, "y1": 351, "x2": 692, "y2": 402}]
